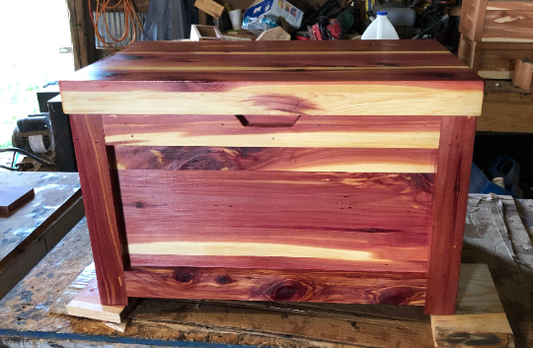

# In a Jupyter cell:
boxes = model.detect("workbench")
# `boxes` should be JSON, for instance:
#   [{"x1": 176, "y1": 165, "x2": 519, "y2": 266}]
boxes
[
  {"x1": 0, "y1": 194, "x2": 531, "y2": 348},
  {"x1": 59, "y1": 40, "x2": 483, "y2": 315},
  {"x1": 0, "y1": 172, "x2": 84, "y2": 300}
]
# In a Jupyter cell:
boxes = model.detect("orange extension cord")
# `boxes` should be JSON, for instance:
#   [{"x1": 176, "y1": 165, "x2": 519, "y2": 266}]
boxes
[{"x1": 89, "y1": 0, "x2": 143, "y2": 50}]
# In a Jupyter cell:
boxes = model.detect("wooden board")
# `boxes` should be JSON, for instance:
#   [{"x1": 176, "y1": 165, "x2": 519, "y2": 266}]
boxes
[
  {"x1": 425, "y1": 116, "x2": 476, "y2": 315},
  {"x1": 66, "y1": 278, "x2": 127, "y2": 324},
  {"x1": 484, "y1": 10, "x2": 533, "y2": 43},
  {"x1": 477, "y1": 80, "x2": 533, "y2": 133},
  {"x1": 513, "y1": 58, "x2": 533, "y2": 92},
  {"x1": 0, "y1": 187, "x2": 34, "y2": 217},
  {"x1": 125, "y1": 267, "x2": 427, "y2": 305},
  {"x1": 120, "y1": 170, "x2": 433, "y2": 273},
  {"x1": 59, "y1": 41, "x2": 483, "y2": 116},
  {"x1": 458, "y1": 35, "x2": 533, "y2": 79},
  {"x1": 194, "y1": 0, "x2": 224, "y2": 19},
  {"x1": 460, "y1": 0, "x2": 533, "y2": 43},
  {"x1": 256, "y1": 27, "x2": 291, "y2": 41},
  {"x1": 103, "y1": 115, "x2": 442, "y2": 149},
  {"x1": 70, "y1": 114, "x2": 128, "y2": 306},
  {"x1": 114, "y1": 146, "x2": 438, "y2": 173},
  {"x1": 431, "y1": 264, "x2": 514, "y2": 347}
]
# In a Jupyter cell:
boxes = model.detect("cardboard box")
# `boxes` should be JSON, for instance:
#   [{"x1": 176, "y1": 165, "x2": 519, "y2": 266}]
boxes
[{"x1": 244, "y1": 0, "x2": 303, "y2": 29}]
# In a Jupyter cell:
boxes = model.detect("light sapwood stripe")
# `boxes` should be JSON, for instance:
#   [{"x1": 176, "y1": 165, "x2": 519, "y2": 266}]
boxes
[
  {"x1": 291, "y1": 163, "x2": 436, "y2": 173},
  {"x1": 63, "y1": 84, "x2": 483, "y2": 116},
  {"x1": 105, "y1": 131, "x2": 440, "y2": 148},
  {"x1": 487, "y1": 1, "x2": 533, "y2": 10},
  {"x1": 115, "y1": 160, "x2": 436, "y2": 173},
  {"x1": 123, "y1": 50, "x2": 451, "y2": 55},
  {"x1": 103, "y1": 66, "x2": 469, "y2": 72},
  {"x1": 128, "y1": 242, "x2": 390, "y2": 263},
  {"x1": 481, "y1": 37, "x2": 533, "y2": 43}
]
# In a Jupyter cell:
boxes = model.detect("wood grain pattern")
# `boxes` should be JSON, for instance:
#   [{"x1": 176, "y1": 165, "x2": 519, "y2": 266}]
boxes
[
  {"x1": 114, "y1": 146, "x2": 438, "y2": 173},
  {"x1": 120, "y1": 170, "x2": 434, "y2": 273},
  {"x1": 66, "y1": 278, "x2": 126, "y2": 324},
  {"x1": 125, "y1": 267, "x2": 427, "y2": 306},
  {"x1": 484, "y1": 10, "x2": 533, "y2": 42},
  {"x1": 70, "y1": 114, "x2": 128, "y2": 306},
  {"x1": 458, "y1": 35, "x2": 533, "y2": 78},
  {"x1": 425, "y1": 116, "x2": 477, "y2": 315},
  {"x1": 62, "y1": 85, "x2": 483, "y2": 117},
  {"x1": 513, "y1": 59, "x2": 533, "y2": 92},
  {"x1": 103, "y1": 115, "x2": 441, "y2": 148},
  {"x1": 431, "y1": 264, "x2": 514, "y2": 348},
  {"x1": 59, "y1": 41, "x2": 483, "y2": 116}
]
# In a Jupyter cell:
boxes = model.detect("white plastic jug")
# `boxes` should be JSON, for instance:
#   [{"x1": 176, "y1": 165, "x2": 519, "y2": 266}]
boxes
[{"x1": 361, "y1": 11, "x2": 399, "y2": 40}]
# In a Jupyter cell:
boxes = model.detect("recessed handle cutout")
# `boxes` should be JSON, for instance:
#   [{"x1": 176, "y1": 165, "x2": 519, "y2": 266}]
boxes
[{"x1": 235, "y1": 115, "x2": 300, "y2": 127}]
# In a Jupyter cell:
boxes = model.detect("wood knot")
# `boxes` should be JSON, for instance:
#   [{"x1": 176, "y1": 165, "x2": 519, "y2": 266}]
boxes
[
  {"x1": 135, "y1": 202, "x2": 143, "y2": 208},
  {"x1": 215, "y1": 275, "x2": 233, "y2": 285},
  {"x1": 377, "y1": 287, "x2": 418, "y2": 305},
  {"x1": 266, "y1": 280, "x2": 311, "y2": 302},
  {"x1": 175, "y1": 273, "x2": 193, "y2": 283}
]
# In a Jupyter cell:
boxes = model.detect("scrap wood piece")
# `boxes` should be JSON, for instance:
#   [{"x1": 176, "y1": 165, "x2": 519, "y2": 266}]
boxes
[
  {"x1": 256, "y1": 27, "x2": 291, "y2": 41},
  {"x1": 0, "y1": 187, "x2": 34, "y2": 217},
  {"x1": 66, "y1": 278, "x2": 126, "y2": 324},
  {"x1": 194, "y1": 0, "x2": 224, "y2": 19},
  {"x1": 190, "y1": 24, "x2": 222, "y2": 41},
  {"x1": 431, "y1": 263, "x2": 514, "y2": 348},
  {"x1": 129, "y1": 298, "x2": 435, "y2": 347},
  {"x1": 65, "y1": 265, "x2": 138, "y2": 326},
  {"x1": 513, "y1": 58, "x2": 533, "y2": 92}
]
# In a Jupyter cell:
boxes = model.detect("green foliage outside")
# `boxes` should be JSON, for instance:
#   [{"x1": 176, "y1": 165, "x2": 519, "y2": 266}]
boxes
[{"x1": 0, "y1": 1, "x2": 73, "y2": 150}]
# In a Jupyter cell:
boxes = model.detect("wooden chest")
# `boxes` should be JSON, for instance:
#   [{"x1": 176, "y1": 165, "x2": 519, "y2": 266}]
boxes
[
  {"x1": 59, "y1": 41, "x2": 483, "y2": 315},
  {"x1": 458, "y1": 0, "x2": 533, "y2": 78}
]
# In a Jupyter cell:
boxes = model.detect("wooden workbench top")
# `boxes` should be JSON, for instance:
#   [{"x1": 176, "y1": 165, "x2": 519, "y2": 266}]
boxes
[
  {"x1": 59, "y1": 41, "x2": 484, "y2": 116},
  {"x1": 0, "y1": 172, "x2": 84, "y2": 301}
]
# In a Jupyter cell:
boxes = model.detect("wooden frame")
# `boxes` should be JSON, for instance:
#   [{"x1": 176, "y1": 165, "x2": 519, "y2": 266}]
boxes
[{"x1": 62, "y1": 41, "x2": 483, "y2": 314}]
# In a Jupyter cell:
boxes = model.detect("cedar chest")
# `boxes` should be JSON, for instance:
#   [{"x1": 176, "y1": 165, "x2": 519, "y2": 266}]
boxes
[{"x1": 59, "y1": 40, "x2": 483, "y2": 315}]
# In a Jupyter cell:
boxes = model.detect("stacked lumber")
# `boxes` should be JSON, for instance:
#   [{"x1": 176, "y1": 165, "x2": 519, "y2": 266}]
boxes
[{"x1": 458, "y1": 0, "x2": 533, "y2": 79}]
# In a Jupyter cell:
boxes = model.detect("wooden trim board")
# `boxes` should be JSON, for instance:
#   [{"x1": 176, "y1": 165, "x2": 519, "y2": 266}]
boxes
[
  {"x1": 70, "y1": 114, "x2": 128, "y2": 306},
  {"x1": 425, "y1": 116, "x2": 476, "y2": 314},
  {"x1": 66, "y1": 278, "x2": 128, "y2": 324}
]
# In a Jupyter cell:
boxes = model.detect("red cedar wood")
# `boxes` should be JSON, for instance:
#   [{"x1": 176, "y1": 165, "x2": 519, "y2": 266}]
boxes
[
  {"x1": 59, "y1": 41, "x2": 482, "y2": 87},
  {"x1": 119, "y1": 171, "x2": 433, "y2": 273},
  {"x1": 102, "y1": 115, "x2": 441, "y2": 146},
  {"x1": 113, "y1": 146, "x2": 438, "y2": 172},
  {"x1": 484, "y1": 11, "x2": 533, "y2": 41},
  {"x1": 425, "y1": 116, "x2": 477, "y2": 315},
  {"x1": 125, "y1": 267, "x2": 427, "y2": 306},
  {"x1": 70, "y1": 114, "x2": 128, "y2": 306}
]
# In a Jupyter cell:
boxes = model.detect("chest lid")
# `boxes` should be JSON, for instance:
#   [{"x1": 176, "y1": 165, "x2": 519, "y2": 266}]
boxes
[{"x1": 59, "y1": 40, "x2": 483, "y2": 116}]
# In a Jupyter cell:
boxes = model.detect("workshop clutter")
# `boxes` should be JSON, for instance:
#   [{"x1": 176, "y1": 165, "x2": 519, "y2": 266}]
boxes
[
  {"x1": 242, "y1": 0, "x2": 303, "y2": 32},
  {"x1": 361, "y1": 11, "x2": 399, "y2": 40},
  {"x1": 192, "y1": 0, "x2": 457, "y2": 41}
]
